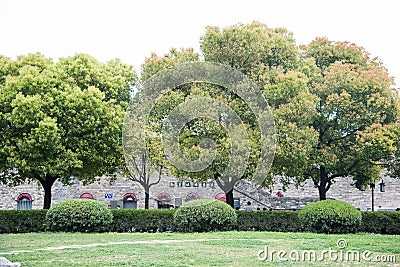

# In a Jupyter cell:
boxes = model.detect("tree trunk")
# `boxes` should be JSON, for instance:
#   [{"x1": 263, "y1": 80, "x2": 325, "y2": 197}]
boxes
[
  {"x1": 144, "y1": 191, "x2": 150, "y2": 209},
  {"x1": 318, "y1": 167, "x2": 328, "y2": 200},
  {"x1": 318, "y1": 186, "x2": 327, "y2": 200},
  {"x1": 225, "y1": 188, "x2": 234, "y2": 208},
  {"x1": 38, "y1": 175, "x2": 57, "y2": 209}
]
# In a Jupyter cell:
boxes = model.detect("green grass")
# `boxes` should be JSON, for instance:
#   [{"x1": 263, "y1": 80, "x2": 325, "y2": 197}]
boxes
[{"x1": 0, "y1": 231, "x2": 399, "y2": 266}]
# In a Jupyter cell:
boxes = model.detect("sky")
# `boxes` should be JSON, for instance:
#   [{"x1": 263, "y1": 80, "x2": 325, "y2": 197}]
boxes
[{"x1": 0, "y1": 0, "x2": 399, "y2": 86}]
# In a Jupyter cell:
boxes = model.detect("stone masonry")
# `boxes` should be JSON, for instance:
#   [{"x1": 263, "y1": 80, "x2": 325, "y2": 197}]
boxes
[{"x1": 1, "y1": 174, "x2": 399, "y2": 210}]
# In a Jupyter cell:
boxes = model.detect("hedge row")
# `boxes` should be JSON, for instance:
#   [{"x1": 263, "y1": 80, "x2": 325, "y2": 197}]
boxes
[
  {"x1": 236, "y1": 210, "x2": 301, "y2": 232},
  {"x1": 110, "y1": 209, "x2": 175, "y2": 232},
  {"x1": 1, "y1": 209, "x2": 399, "y2": 234},
  {"x1": 0, "y1": 210, "x2": 48, "y2": 233},
  {"x1": 360, "y1": 211, "x2": 400, "y2": 234}
]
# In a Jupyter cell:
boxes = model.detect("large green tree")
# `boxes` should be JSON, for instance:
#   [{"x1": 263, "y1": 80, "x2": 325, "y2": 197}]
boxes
[
  {"x1": 201, "y1": 23, "x2": 400, "y2": 200},
  {"x1": 135, "y1": 22, "x2": 399, "y2": 205},
  {"x1": 137, "y1": 48, "x2": 271, "y2": 207},
  {"x1": 0, "y1": 53, "x2": 136, "y2": 208},
  {"x1": 301, "y1": 39, "x2": 398, "y2": 199}
]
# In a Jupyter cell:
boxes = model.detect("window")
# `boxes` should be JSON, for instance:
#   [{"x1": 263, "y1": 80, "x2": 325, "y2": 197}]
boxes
[
  {"x1": 16, "y1": 193, "x2": 33, "y2": 210},
  {"x1": 169, "y1": 182, "x2": 175, "y2": 187},
  {"x1": 157, "y1": 192, "x2": 172, "y2": 209}
]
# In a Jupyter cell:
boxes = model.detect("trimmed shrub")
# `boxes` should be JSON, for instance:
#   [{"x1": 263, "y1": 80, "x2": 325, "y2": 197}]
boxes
[
  {"x1": 0, "y1": 210, "x2": 47, "y2": 233},
  {"x1": 360, "y1": 211, "x2": 400, "y2": 235},
  {"x1": 173, "y1": 199, "x2": 237, "y2": 232},
  {"x1": 298, "y1": 200, "x2": 362, "y2": 234},
  {"x1": 110, "y1": 209, "x2": 175, "y2": 232},
  {"x1": 46, "y1": 199, "x2": 113, "y2": 232},
  {"x1": 236, "y1": 210, "x2": 301, "y2": 232},
  {"x1": 2, "y1": 207, "x2": 399, "y2": 234}
]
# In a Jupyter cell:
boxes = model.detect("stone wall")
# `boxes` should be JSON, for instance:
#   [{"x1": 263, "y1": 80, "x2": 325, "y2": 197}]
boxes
[{"x1": 1, "y1": 175, "x2": 399, "y2": 210}]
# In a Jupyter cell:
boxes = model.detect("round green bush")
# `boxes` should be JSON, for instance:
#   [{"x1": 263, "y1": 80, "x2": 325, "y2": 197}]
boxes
[
  {"x1": 298, "y1": 200, "x2": 362, "y2": 234},
  {"x1": 46, "y1": 199, "x2": 113, "y2": 232},
  {"x1": 173, "y1": 199, "x2": 237, "y2": 232}
]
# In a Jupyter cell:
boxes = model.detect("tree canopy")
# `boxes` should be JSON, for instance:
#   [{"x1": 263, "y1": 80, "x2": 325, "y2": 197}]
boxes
[
  {"x1": 0, "y1": 53, "x2": 136, "y2": 208},
  {"x1": 137, "y1": 21, "x2": 400, "y2": 202},
  {"x1": 135, "y1": 46, "x2": 275, "y2": 207}
]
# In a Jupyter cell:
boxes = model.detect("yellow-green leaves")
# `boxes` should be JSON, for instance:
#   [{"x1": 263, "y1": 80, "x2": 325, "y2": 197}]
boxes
[{"x1": 0, "y1": 53, "x2": 136, "y2": 208}]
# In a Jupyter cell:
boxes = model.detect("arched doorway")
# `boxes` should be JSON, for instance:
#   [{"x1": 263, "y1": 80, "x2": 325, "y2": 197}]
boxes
[{"x1": 122, "y1": 193, "x2": 138, "y2": 209}]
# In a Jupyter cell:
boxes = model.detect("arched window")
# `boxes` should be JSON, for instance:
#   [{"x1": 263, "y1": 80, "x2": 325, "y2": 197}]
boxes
[
  {"x1": 215, "y1": 192, "x2": 226, "y2": 203},
  {"x1": 122, "y1": 193, "x2": 138, "y2": 209},
  {"x1": 185, "y1": 192, "x2": 200, "y2": 202},
  {"x1": 157, "y1": 192, "x2": 171, "y2": 209},
  {"x1": 16, "y1": 193, "x2": 33, "y2": 210},
  {"x1": 80, "y1": 193, "x2": 94, "y2": 199}
]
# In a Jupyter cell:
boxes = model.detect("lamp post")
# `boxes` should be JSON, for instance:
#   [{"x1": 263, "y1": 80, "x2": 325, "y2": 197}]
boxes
[
  {"x1": 359, "y1": 180, "x2": 385, "y2": 211},
  {"x1": 370, "y1": 183, "x2": 375, "y2": 211}
]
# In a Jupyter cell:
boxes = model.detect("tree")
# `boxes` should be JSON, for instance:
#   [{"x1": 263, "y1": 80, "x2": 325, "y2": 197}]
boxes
[
  {"x1": 268, "y1": 39, "x2": 399, "y2": 200},
  {"x1": 138, "y1": 50, "x2": 273, "y2": 207},
  {"x1": 119, "y1": 48, "x2": 200, "y2": 208},
  {"x1": 135, "y1": 22, "x2": 399, "y2": 205},
  {"x1": 123, "y1": 107, "x2": 165, "y2": 209},
  {"x1": 0, "y1": 53, "x2": 136, "y2": 208},
  {"x1": 141, "y1": 48, "x2": 199, "y2": 81},
  {"x1": 201, "y1": 23, "x2": 400, "y2": 200},
  {"x1": 201, "y1": 21, "x2": 299, "y2": 84}
]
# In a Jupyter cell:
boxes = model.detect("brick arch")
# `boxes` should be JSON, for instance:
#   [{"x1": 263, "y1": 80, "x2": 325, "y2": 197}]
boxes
[
  {"x1": 215, "y1": 192, "x2": 226, "y2": 202},
  {"x1": 16, "y1": 193, "x2": 33, "y2": 201},
  {"x1": 157, "y1": 192, "x2": 171, "y2": 203},
  {"x1": 122, "y1": 193, "x2": 137, "y2": 201},
  {"x1": 80, "y1": 192, "x2": 94, "y2": 199}
]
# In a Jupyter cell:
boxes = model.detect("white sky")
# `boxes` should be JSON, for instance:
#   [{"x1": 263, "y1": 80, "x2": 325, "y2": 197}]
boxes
[{"x1": 1, "y1": 0, "x2": 399, "y2": 86}]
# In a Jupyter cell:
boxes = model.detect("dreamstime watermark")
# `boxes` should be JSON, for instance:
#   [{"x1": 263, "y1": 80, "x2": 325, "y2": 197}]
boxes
[
  {"x1": 122, "y1": 62, "x2": 276, "y2": 195},
  {"x1": 257, "y1": 239, "x2": 397, "y2": 263}
]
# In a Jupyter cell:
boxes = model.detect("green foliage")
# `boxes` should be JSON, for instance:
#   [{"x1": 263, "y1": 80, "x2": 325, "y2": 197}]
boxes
[
  {"x1": 360, "y1": 211, "x2": 400, "y2": 235},
  {"x1": 46, "y1": 199, "x2": 113, "y2": 232},
  {"x1": 139, "y1": 21, "x2": 400, "y2": 202},
  {"x1": 110, "y1": 209, "x2": 175, "y2": 232},
  {"x1": 201, "y1": 21, "x2": 298, "y2": 76},
  {"x1": 200, "y1": 22, "x2": 400, "y2": 199},
  {"x1": 301, "y1": 37, "x2": 372, "y2": 69},
  {"x1": 173, "y1": 199, "x2": 237, "y2": 232},
  {"x1": 236, "y1": 210, "x2": 300, "y2": 232},
  {"x1": 141, "y1": 48, "x2": 199, "y2": 81},
  {"x1": 0, "y1": 53, "x2": 136, "y2": 208},
  {"x1": 140, "y1": 56, "x2": 268, "y2": 205},
  {"x1": 1, "y1": 208, "x2": 399, "y2": 235},
  {"x1": 298, "y1": 200, "x2": 362, "y2": 234},
  {"x1": 57, "y1": 54, "x2": 137, "y2": 106},
  {"x1": 0, "y1": 210, "x2": 47, "y2": 233}
]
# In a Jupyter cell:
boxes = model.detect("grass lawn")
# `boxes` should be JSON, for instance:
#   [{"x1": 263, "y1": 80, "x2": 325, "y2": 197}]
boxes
[{"x1": 0, "y1": 231, "x2": 399, "y2": 266}]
